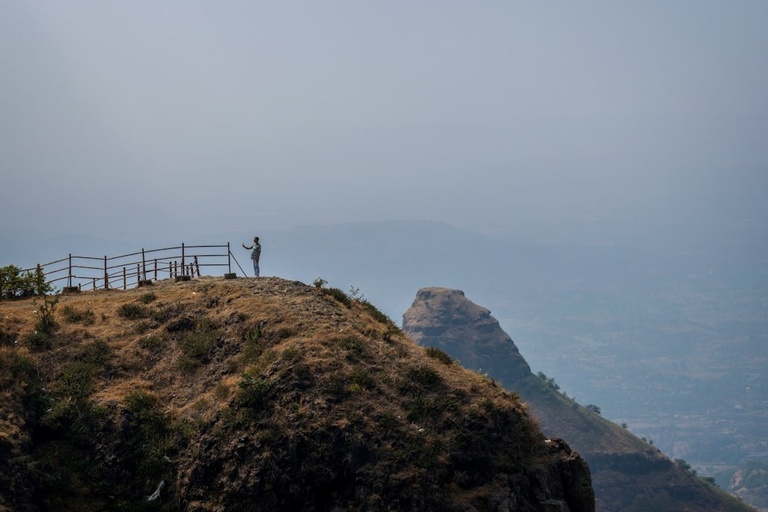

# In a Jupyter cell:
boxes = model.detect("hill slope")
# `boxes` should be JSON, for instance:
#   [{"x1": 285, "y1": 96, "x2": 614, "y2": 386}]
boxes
[
  {"x1": 403, "y1": 287, "x2": 754, "y2": 512},
  {"x1": 0, "y1": 277, "x2": 593, "y2": 511}
]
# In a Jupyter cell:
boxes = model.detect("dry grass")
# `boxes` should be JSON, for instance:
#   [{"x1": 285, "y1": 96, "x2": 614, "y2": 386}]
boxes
[{"x1": 1, "y1": 275, "x2": 551, "y2": 510}]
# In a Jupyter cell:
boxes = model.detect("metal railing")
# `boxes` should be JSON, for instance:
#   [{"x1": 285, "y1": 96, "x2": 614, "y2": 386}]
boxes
[{"x1": 1, "y1": 242, "x2": 246, "y2": 296}]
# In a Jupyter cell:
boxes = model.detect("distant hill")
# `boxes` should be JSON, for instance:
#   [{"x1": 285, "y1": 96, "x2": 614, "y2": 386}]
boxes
[
  {"x1": 0, "y1": 277, "x2": 594, "y2": 511},
  {"x1": 403, "y1": 287, "x2": 755, "y2": 512}
]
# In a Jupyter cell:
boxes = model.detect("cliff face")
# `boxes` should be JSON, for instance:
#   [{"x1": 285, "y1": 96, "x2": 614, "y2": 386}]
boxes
[
  {"x1": 402, "y1": 288, "x2": 532, "y2": 383},
  {"x1": 403, "y1": 287, "x2": 755, "y2": 512},
  {"x1": 0, "y1": 277, "x2": 594, "y2": 512}
]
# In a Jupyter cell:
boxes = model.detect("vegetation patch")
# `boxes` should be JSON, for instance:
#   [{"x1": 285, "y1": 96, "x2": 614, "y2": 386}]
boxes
[
  {"x1": 407, "y1": 364, "x2": 443, "y2": 388},
  {"x1": 358, "y1": 298, "x2": 390, "y2": 322},
  {"x1": 0, "y1": 325, "x2": 13, "y2": 347},
  {"x1": 322, "y1": 286, "x2": 351, "y2": 307},
  {"x1": 176, "y1": 320, "x2": 220, "y2": 372},
  {"x1": 117, "y1": 302, "x2": 150, "y2": 320},
  {"x1": 23, "y1": 330, "x2": 53, "y2": 352},
  {"x1": 336, "y1": 335, "x2": 366, "y2": 357},
  {"x1": 61, "y1": 304, "x2": 96, "y2": 325},
  {"x1": 0, "y1": 264, "x2": 51, "y2": 299},
  {"x1": 236, "y1": 373, "x2": 272, "y2": 411},
  {"x1": 425, "y1": 346, "x2": 454, "y2": 365},
  {"x1": 138, "y1": 292, "x2": 157, "y2": 304},
  {"x1": 138, "y1": 334, "x2": 167, "y2": 353}
]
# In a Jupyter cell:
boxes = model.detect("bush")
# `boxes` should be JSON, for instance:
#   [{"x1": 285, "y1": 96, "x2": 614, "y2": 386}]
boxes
[
  {"x1": 359, "y1": 298, "x2": 395, "y2": 326},
  {"x1": 322, "y1": 287, "x2": 351, "y2": 307},
  {"x1": 32, "y1": 294, "x2": 59, "y2": 335},
  {"x1": 425, "y1": 347, "x2": 454, "y2": 365},
  {"x1": 237, "y1": 374, "x2": 272, "y2": 410},
  {"x1": 176, "y1": 320, "x2": 220, "y2": 372},
  {"x1": 61, "y1": 305, "x2": 96, "y2": 325},
  {"x1": 408, "y1": 364, "x2": 443, "y2": 387},
  {"x1": 117, "y1": 303, "x2": 150, "y2": 320},
  {"x1": 24, "y1": 331, "x2": 52, "y2": 352},
  {"x1": 138, "y1": 292, "x2": 157, "y2": 304},
  {"x1": 0, "y1": 325, "x2": 15, "y2": 347},
  {"x1": 337, "y1": 336, "x2": 366, "y2": 356}
]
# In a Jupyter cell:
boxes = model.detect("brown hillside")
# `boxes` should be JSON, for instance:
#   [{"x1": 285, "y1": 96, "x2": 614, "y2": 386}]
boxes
[
  {"x1": 0, "y1": 277, "x2": 594, "y2": 512},
  {"x1": 403, "y1": 287, "x2": 755, "y2": 512}
]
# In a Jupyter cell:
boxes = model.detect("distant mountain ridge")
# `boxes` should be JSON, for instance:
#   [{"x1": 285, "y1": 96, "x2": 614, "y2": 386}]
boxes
[{"x1": 403, "y1": 287, "x2": 755, "y2": 512}]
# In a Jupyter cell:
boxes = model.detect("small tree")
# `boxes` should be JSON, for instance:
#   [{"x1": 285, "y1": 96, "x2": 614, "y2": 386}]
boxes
[{"x1": 0, "y1": 264, "x2": 51, "y2": 299}]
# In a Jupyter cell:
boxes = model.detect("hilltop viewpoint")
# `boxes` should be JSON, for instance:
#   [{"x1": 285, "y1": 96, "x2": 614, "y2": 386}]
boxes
[{"x1": 0, "y1": 277, "x2": 594, "y2": 511}]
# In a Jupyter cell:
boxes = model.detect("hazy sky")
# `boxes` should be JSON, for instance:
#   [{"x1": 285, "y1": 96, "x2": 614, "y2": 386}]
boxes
[{"x1": 2, "y1": 2, "x2": 767, "y2": 245}]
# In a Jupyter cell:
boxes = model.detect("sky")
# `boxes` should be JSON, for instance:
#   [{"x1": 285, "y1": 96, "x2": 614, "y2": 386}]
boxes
[{"x1": 2, "y1": 1, "x2": 767, "y2": 247}]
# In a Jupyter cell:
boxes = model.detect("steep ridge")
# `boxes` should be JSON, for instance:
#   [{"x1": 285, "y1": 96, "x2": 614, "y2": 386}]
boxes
[
  {"x1": 0, "y1": 277, "x2": 593, "y2": 511},
  {"x1": 403, "y1": 287, "x2": 754, "y2": 512}
]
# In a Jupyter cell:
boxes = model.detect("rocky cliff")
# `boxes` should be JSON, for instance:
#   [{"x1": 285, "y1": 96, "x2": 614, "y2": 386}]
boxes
[
  {"x1": 0, "y1": 277, "x2": 594, "y2": 511},
  {"x1": 403, "y1": 287, "x2": 754, "y2": 512}
]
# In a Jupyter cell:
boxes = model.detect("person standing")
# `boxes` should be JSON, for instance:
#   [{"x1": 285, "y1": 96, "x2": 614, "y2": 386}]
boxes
[{"x1": 242, "y1": 236, "x2": 261, "y2": 277}]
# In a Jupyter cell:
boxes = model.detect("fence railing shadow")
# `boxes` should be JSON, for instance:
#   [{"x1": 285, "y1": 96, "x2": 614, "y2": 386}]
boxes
[{"x1": 1, "y1": 242, "x2": 247, "y2": 298}]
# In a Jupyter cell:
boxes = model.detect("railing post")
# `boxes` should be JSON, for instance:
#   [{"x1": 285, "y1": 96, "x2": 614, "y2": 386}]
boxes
[
  {"x1": 227, "y1": 242, "x2": 232, "y2": 274},
  {"x1": 154, "y1": 259, "x2": 158, "y2": 281},
  {"x1": 104, "y1": 256, "x2": 109, "y2": 289},
  {"x1": 141, "y1": 248, "x2": 147, "y2": 281},
  {"x1": 124, "y1": 267, "x2": 128, "y2": 289},
  {"x1": 181, "y1": 243, "x2": 186, "y2": 276}
]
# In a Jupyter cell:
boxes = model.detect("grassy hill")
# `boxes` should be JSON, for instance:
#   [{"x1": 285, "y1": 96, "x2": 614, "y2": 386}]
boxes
[{"x1": 0, "y1": 277, "x2": 593, "y2": 511}]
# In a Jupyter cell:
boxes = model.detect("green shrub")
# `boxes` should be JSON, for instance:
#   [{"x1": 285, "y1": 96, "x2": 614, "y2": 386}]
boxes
[
  {"x1": 337, "y1": 335, "x2": 366, "y2": 356},
  {"x1": 60, "y1": 360, "x2": 95, "y2": 399},
  {"x1": 176, "y1": 320, "x2": 220, "y2": 372},
  {"x1": 24, "y1": 331, "x2": 52, "y2": 352},
  {"x1": 138, "y1": 292, "x2": 157, "y2": 304},
  {"x1": 0, "y1": 350, "x2": 37, "y2": 388},
  {"x1": 349, "y1": 367, "x2": 375, "y2": 390},
  {"x1": 177, "y1": 332, "x2": 216, "y2": 371},
  {"x1": 117, "y1": 303, "x2": 150, "y2": 320},
  {"x1": 138, "y1": 335, "x2": 166, "y2": 352},
  {"x1": 61, "y1": 304, "x2": 95, "y2": 325},
  {"x1": 77, "y1": 340, "x2": 112, "y2": 367},
  {"x1": 408, "y1": 364, "x2": 443, "y2": 388},
  {"x1": 425, "y1": 346, "x2": 454, "y2": 365},
  {"x1": 123, "y1": 390, "x2": 172, "y2": 484},
  {"x1": 322, "y1": 286, "x2": 351, "y2": 307},
  {"x1": 236, "y1": 374, "x2": 272, "y2": 410},
  {"x1": 0, "y1": 326, "x2": 13, "y2": 347},
  {"x1": 359, "y1": 298, "x2": 394, "y2": 326},
  {"x1": 33, "y1": 294, "x2": 59, "y2": 335}
]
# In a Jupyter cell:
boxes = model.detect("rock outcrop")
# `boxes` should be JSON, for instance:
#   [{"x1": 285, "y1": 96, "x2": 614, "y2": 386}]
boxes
[{"x1": 403, "y1": 287, "x2": 755, "y2": 512}]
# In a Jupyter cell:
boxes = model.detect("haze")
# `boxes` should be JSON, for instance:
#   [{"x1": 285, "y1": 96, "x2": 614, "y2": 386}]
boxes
[{"x1": 2, "y1": 2, "x2": 767, "y2": 249}]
